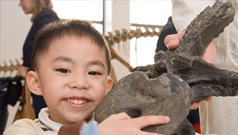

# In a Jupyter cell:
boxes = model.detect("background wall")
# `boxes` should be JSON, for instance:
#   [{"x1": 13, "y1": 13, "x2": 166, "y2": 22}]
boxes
[
  {"x1": 104, "y1": 0, "x2": 131, "y2": 81},
  {"x1": 0, "y1": 1, "x2": 31, "y2": 65},
  {"x1": 1, "y1": 0, "x2": 131, "y2": 129}
]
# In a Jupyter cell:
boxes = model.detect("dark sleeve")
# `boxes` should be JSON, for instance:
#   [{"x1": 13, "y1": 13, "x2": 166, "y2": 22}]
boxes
[
  {"x1": 187, "y1": 109, "x2": 200, "y2": 125},
  {"x1": 155, "y1": 16, "x2": 177, "y2": 53},
  {"x1": 58, "y1": 121, "x2": 85, "y2": 135}
]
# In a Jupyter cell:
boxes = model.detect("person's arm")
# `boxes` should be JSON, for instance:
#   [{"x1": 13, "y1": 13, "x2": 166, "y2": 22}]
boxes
[
  {"x1": 97, "y1": 113, "x2": 169, "y2": 135},
  {"x1": 59, "y1": 113, "x2": 170, "y2": 135}
]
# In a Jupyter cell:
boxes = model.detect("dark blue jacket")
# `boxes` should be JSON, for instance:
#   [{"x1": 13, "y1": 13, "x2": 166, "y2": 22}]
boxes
[
  {"x1": 155, "y1": 16, "x2": 177, "y2": 53},
  {"x1": 22, "y1": 9, "x2": 59, "y2": 69}
]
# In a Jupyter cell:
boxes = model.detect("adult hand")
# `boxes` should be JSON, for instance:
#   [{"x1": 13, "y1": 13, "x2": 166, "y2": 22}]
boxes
[
  {"x1": 164, "y1": 31, "x2": 216, "y2": 110},
  {"x1": 97, "y1": 113, "x2": 170, "y2": 135},
  {"x1": 16, "y1": 66, "x2": 29, "y2": 78},
  {"x1": 164, "y1": 31, "x2": 216, "y2": 62}
]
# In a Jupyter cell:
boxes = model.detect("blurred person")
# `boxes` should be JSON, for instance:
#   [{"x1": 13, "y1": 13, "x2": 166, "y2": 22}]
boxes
[{"x1": 17, "y1": 0, "x2": 59, "y2": 118}]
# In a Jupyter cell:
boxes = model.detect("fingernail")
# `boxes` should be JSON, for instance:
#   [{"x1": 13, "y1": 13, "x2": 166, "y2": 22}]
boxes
[{"x1": 165, "y1": 116, "x2": 170, "y2": 122}]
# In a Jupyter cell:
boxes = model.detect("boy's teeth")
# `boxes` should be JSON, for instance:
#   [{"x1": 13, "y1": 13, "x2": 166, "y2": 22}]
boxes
[{"x1": 67, "y1": 99, "x2": 87, "y2": 105}]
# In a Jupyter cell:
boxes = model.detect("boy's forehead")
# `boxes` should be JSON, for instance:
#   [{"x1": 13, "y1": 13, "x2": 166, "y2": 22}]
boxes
[
  {"x1": 50, "y1": 36, "x2": 97, "y2": 50},
  {"x1": 51, "y1": 35, "x2": 94, "y2": 45},
  {"x1": 47, "y1": 35, "x2": 107, "y2": 58},
  {"x1": 37, "y1": 34, "x2": 110, "y2": 74}
]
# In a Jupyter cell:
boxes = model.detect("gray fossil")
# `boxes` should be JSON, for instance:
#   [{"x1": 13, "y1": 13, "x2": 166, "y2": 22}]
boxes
[{"x1": 95, "y1": 1, "x2": 236, "y2": 135}]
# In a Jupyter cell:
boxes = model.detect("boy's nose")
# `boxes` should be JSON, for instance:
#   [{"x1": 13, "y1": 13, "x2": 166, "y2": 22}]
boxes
[{"x1": 68, "y1": 75, "x2": 89, "y2": 90}]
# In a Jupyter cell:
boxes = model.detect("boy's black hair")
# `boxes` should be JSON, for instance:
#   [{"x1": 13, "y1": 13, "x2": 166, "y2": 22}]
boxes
[{"x1": 32, "y1": 19, "x2": 111, "y2": 75}]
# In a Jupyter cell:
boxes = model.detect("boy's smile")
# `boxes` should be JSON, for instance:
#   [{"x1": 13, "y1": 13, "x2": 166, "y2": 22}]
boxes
[
  {"x1": 66, "y1": 98, "x2": 88, "y2": 105},
  {"x1": 28, "y1": 36, "x2": 112, "y2": 125}
]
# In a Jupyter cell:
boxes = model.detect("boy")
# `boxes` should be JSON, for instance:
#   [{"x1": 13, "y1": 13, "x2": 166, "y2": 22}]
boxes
[{"x1": 4, "y1": 19, "x2": 170, "y2": 135}]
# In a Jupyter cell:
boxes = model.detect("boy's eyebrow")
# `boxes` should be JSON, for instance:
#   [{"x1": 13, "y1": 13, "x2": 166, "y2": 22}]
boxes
[
  {"x1": 52, "y1": 55, "x2": 105, "y2": 68},
  {"x1": 52, "y1": 56, "x2": 73, "y2": 63},
  {"x1": 88, "y1": 60, "x2": 105, "y2": 69}
]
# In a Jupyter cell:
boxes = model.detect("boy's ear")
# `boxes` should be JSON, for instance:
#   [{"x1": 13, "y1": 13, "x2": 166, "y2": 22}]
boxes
[
  {"x1": 105, "y1": 77, "x2": 113, "y2": 95},
  {"x1": 27, "y1": 71, "x2": 42, "y2": 95}
]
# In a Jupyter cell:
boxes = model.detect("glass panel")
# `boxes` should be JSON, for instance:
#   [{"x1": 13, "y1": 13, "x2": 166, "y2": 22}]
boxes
[
  {"x1": 130, "y1": 1, "x2": 172, "y2": 67},
  {"x1": 52, "y1": 0, "x2": 103, "y2": 32},
  {"x1": 130, "y1": 35, "x2": 158, "y2": 67},
  {"x1": 92, "y1": 23, "x2": 103, "y2": 34},
  {"x1": 52, "y1": 0, "x2": 103, "y2": 21},
  {"x1": 130, "y1": 0, "x2": 172, "y2": 25}
]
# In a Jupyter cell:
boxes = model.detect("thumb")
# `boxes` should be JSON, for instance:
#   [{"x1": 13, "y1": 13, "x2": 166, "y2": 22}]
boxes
[{"x1": 164, "y1": 30, "x2": 185, "y2": 50}]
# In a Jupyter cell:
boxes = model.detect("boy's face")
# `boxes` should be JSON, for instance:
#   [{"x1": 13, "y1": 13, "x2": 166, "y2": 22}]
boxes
[{"x1": 27, "y1": 36, "x2": 112, "y2": 125}]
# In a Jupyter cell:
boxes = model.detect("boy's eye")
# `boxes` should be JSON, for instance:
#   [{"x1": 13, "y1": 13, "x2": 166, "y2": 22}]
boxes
[
  {"x1": 56, "y1": 68, "x2": 71, "y2": 73},
  {"x1": 88, "y1": 71, "x2": 102, "y2": 76}
]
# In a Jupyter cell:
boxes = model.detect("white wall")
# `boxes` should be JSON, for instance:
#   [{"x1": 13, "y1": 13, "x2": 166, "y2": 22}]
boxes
[
  {"x1": 1, "y1": 0, "x2": 131, "y2": 130},
  {"x1": 104, "y1": 0, "x2": 131, "y2": 81},
  {"x1": 0, "y1": 0, "x2": 131, "y2": 79},
  {"x1": 0, "y1": 1, "x2": 31, "y2": 65}
]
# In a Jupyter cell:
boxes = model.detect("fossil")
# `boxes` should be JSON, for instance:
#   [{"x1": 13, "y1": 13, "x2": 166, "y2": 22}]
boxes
[{"x1": 95, "y1": 1, "x2": 236, "y2": 135}]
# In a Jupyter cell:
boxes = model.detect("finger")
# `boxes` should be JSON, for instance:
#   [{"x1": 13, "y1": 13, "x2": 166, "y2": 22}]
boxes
[
  {"x1": 206, "y1": 96, "x2": 212, "y2": 101},
  {"x1": 164, "y1": 30, "x2": 185, "y2": 50},
  {"x1": 110, "y1": 112, "x2": 131, "y2": 120},
  {"x1": 133, "y1": 115, "x2": 170, "y2": 128},
  {"x1": 164, "y1": 34, "x2": 180, "y2": 49},
  {"x1": 140, "y1": 130, "x2": 168, "y2": 135},
  {"x1": 190, "y1": 102, "x2": 199, "y2": 110},
  {"x1": 202, "y1": 41, "x2": 216, "y2": 63}
]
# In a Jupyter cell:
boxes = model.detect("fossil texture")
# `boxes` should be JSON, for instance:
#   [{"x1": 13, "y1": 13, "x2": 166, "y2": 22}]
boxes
[{"x1": 95, "y1": 1, "x2": 236, "y2": 135}]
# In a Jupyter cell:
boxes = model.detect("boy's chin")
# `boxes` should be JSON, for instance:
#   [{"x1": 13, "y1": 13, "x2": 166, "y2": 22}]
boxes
[{"x1": 63, "y1": 114, "x2": 93, "y2": 125}]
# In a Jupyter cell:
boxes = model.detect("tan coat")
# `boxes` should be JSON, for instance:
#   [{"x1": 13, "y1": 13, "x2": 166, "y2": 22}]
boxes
[
  {"x1": 172, "y1": 0, "x2": 238, "y2": 134},
  {"x1": 3, "y1": 118, "x2": 58, "y2": 135}
]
